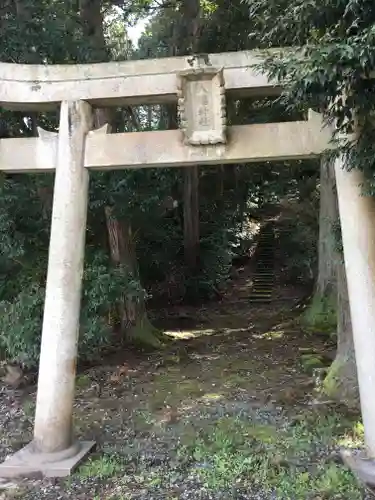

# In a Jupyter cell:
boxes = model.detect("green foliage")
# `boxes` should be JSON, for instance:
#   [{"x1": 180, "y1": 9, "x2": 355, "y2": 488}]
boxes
[
  {"x1": 0, "y1": 248, "x2": 144, "y2": 366},
  {"x1": 0, "y1": 285, "x2": 44, "y2": 367},
  {"x1": 184, "y1": 210, "x2": 237, "y2": 301},
  {"x1": 79, "y1": 250, "x2": 141, "y2": 358},
  {"x1": 275, "y1": 215, "x2": 318, "y2": 286},
  {"x1": 0, "y1": 0, "x2": 86, "y2": 65},
  {"x1": 179, "y1": 414, "x2": 364, "y2": 498},
  {"x1": 249, "y1": 0, "x2": 375, "y2": 190},
  {"x1": 77, "y1": 454, "x2": 124, "y2": 480}
]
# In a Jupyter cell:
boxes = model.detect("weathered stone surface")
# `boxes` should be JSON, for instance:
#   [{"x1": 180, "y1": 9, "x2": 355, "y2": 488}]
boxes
[
  {"x1": 0, "y1": 50, "x2": 281, "y2": 110},
  {"x1": 335, "y1": 156, "x2": 375, "y2": 457},
  {"x1": 177, "y1": 67, "x2": 226, "y2": 145},
  {"x1": 0, "y1": 441, "x2": 95, "y2": 478},
  {"x1": 33, "y1": 101, "x2": 93, "y2": 454},
  {"x1": 341, "y1": 449, "x2": 375, "y2": 486},
  {"x1": 0, "y1": 120, "x2": 330, "y2": 173}
]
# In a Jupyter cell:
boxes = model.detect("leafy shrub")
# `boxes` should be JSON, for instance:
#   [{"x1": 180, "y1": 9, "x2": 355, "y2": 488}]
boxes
[
  {"x1": 275, "y1": 210, "x2": 318, "y2": 286},
  {"x1": 0, "y1": 250, "x2": 145, "y2": 367},
  {"x1": 0, "y1": 284, "x2": 44, "y2": 367},
  {"x1": 184, "y1": 220, "x2": 235, "y2": 302}
]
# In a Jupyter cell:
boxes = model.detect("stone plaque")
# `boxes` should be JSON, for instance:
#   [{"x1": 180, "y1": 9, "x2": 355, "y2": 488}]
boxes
[{"x1": 177, "y1": 68, "x2": 227, "y2": 146}]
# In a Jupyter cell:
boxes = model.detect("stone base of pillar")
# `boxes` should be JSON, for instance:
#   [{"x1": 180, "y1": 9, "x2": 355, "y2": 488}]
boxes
[
  {"x1": 0, "y1": 441, "x2": 95, "y2": 478},
  {"x1": 341, "y1": 448, "x2": 375, "y2": 487}
]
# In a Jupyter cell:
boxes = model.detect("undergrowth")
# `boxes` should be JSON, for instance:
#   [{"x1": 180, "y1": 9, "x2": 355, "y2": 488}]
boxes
[{"x1": 178, "y1": 412, "x2": 365, "y2": 499}]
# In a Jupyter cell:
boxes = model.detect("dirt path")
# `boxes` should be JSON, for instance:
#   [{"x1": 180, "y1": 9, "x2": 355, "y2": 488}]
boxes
[{"x1": 0, "y1": 262, "x2": 369, "y2": 499}]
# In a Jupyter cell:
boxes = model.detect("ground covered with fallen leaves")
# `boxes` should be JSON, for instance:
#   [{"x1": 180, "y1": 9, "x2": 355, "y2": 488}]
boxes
[{"x1": 0, "y1": 262, "x2": 371, "y2": 499}]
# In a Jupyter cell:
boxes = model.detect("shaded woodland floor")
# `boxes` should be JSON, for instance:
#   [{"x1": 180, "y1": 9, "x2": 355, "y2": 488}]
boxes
[{"x1": 0, "y1": 248, "x2": 371, "y2": 499}]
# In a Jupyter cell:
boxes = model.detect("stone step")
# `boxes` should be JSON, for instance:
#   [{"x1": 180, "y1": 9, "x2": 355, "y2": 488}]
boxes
[
  {"x1": 251, "y1": 298, "x2": 272, "y2": 302},
  {"x1": 249, "y1": 224, "x2": 277, "y2": 304}
]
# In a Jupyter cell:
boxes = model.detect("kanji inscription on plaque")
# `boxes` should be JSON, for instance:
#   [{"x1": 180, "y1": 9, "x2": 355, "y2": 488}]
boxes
[{"x1": 177, "y1": 67, "x2": 227, "y2": 146}]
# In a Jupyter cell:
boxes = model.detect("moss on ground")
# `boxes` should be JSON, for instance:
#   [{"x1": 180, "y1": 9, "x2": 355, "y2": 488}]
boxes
[
  {"x1": 149, "y1": 373, "x2": 205, "y2": 410},
  {"x1": 178, "y1": 413, "x2": 365, "y2": 499}
]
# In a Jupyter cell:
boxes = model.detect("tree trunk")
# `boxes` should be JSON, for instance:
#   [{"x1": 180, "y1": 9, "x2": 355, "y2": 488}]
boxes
[
  {"x1": 316, "y1": 158, "x2": 338, "y2": 297},
  {"x1": 79, "y1": 0, "x2": 160, "y2": 347},
  {"x1": 79, "y1": 0, "x2": 108, "y2": 62},
  {"x1": 179, "y1": 0, "x2": 201, "y2": 272},
  {"x1": 300, "y1": 157, "x2": 358, "y2": 406},
  {"x1": 104, "y1": 208, "x2": 162, "y2": 347},
  {"x1": 305, "y1": 158, "x2": 338, "y2": 328},
  {"x1": 322, "y1": 254, "x2": 358, "y2": 407},
  {"x1": 314, "y1": 159, "x2": 358, "y2": 406},
  {"x1": 183, "y1": 166, "x2": 200, "y2": 271}
]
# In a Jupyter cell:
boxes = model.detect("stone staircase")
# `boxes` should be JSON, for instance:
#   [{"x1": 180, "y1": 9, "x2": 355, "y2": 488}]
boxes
[{"x1": 249, "y1": 223, "x2": 275, "y2": 304}]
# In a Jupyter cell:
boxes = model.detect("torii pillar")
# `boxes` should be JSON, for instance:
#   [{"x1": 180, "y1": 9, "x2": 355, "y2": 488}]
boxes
[
  {"x1": 0, "y1": 100, "x2": 95, "y2": 477},
  {"x1": 336, "y1": 152, "x2": 375, "y2": 485}
]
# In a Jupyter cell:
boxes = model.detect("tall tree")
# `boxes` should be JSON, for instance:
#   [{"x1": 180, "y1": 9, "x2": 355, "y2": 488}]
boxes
[
  {"x1": 323, "y1": 254, "x2": 357, "y2": 405},
  {"x1": 316, "y1": 159, "x2": 338, "y2": 300},
  {"x1": 305, "y1": 157, "x2": 340, "y2": 335},
  {"x1": 78, "y1": 0, "x2": 162, "y2": 345},
  {"x1": 178, "y1": 0, "x2": 201, "y2": 273}
]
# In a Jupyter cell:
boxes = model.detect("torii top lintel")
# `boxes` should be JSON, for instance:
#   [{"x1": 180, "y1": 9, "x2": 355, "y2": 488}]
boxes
[
  {"x1": 0, "y1": 49, "x2": 331, "y2": 173},
  {"x1": 0, "y1": 50, "x2": 281, "y2": 111}
]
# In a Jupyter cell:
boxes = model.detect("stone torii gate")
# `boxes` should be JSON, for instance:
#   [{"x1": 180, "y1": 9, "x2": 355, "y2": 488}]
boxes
[{"x1": 0, "y1": 50, "x2": 374, "y2": 480}]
